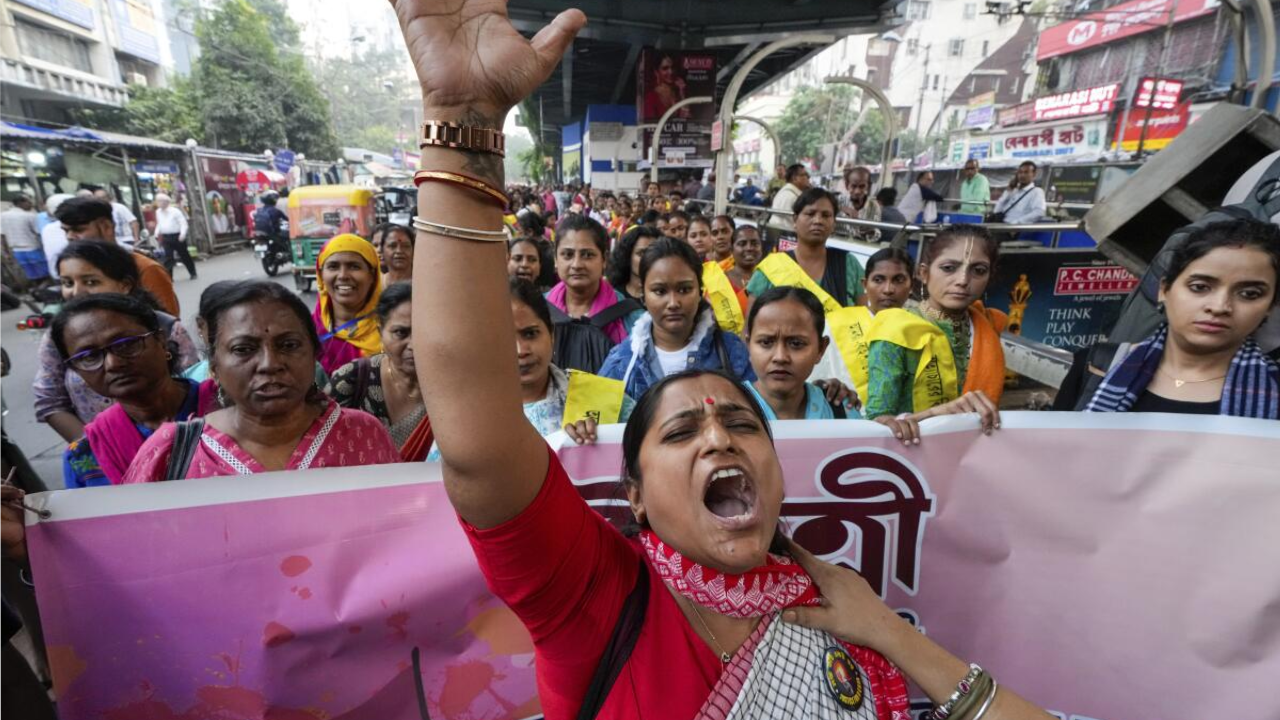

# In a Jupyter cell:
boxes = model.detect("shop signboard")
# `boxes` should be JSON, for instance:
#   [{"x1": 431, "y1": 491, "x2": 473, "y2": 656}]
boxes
[
  {"x1": 968, "y1": 141, "x2": 991, "y2": 160},
  {"x1": 951, "y1": 141, "x2": 966, "y2": 163},
  {"x1": 986, "y1": 251, "x2": 1137, "y2": 350},
  {"x1": 1031, "y1": 84, "x2": 1119, "y2": 123},
  {"x1": 1047, "y1": 164, "x2": 1102, "y2": 205},
  {"x1": 134, "y1": 159, "x2": 179, "y2": 175},
  {"x1": 997, "y1": 101, "x2": 1036, "y2": 128},
  {"x1": 1113, "y1": 101, "x2": 1191, "y2": 152},
  {"x1": 991, "y1": 119, "x2": 1107, "y2": 160},
  {"x1": 109, "y1": 0, "x2": 161, "y2": 63},
  {"x1": 1036, "y1": 0, "x2": 1220, "y2": 61},
  {"x1": 963, "y1": 91, "x2": 996, "y2": 129},
  {"x1": 636, "y1": 49, "x2": 716, "y2": 169},
  {"x1": 13, "y1": 0, "x2": 94, "y2": 29},
  {"x1": 1133, "y1": 77, "x2": 1184, "y2": 109}
]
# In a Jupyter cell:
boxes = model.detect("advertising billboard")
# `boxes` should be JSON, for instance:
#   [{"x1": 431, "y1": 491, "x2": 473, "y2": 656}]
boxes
[
  {"x1": 636, "y1": 49, "x2": 716, "y2": 169},
  {"x1": 1036, "y1": 0, "x2": 1220, "y2": 60}
]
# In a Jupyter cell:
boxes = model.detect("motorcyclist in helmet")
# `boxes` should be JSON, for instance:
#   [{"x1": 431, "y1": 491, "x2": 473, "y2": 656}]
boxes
[{"x1": 253, "y1": 191, "x2": 288, "y2": 241}]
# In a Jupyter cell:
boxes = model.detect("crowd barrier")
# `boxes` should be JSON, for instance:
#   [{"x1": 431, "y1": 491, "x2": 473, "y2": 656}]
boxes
[{"x1": 24, "y1": 413, "x2": 1280, "y2": 719}]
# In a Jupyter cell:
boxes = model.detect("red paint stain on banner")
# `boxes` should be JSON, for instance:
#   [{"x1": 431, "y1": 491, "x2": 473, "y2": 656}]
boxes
[
  {"x1": 263, "y1": 621, "x2": 296, "y2": 648},
  {"x1": 279, "y1": 555, "x2": 312, "y2": 577}
]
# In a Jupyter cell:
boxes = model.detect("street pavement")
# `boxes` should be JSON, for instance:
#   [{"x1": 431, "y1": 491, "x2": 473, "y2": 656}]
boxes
[{"x1": 0, "y1": 250, "x2": 310, "y2": 489}]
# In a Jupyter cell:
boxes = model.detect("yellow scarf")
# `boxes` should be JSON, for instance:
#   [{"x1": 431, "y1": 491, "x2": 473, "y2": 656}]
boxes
[
  {"x1": 703, "y1": 260, "x2": 745, "y2": 334},
  {"x1": 563, "y1": 370, "x2": 626, "y2": 425},
  {"x1": 867, "y1": 308, "x2": 960, "y2": 413},
  {"x1": 753, "y1": 253, "x2": 843, "y2": 315},
  {"x1": 316, "y1": 233, "x2": 384, "y2": 357},
  {"x1": 827, "y1": 306, "x2": 876, "y2": 403}
]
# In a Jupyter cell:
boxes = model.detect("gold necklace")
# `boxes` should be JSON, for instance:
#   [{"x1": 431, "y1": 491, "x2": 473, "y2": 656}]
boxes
[
  {"x1": 1159, "y1": 367, "x2": 1227, "y2": 388},
  {"x1": 686, "y1": 600, "x2": 732, "y2": 664},
  {"x1": 385, "y1": 358, "x2": 422, "y2": 399}
]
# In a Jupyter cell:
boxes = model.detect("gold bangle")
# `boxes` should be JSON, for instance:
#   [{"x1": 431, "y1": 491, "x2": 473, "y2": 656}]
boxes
[
  {"x1": 413, "y1": 170, "x2": 507, "y2": 208},
  {"x1": 412, "y1": 216, "x2": 507, "y2": 243}
]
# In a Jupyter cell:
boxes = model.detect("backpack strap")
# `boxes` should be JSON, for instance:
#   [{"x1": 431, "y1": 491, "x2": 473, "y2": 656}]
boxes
[
  {"x1": 548, "y1": 303, "x2": 573, "y2": 325},
  {"x1": 164, "y1": 418, "x2": 206, "y2": 481},
  {"x1": 352, "y1": 356, "x2": 373, "y2": 409},
  {"x1": 590, "y1": 297, "x2": 642, "y2": 329},
  {"x1": 575, "y1": 557, "x2": 650, "y2": 720}
]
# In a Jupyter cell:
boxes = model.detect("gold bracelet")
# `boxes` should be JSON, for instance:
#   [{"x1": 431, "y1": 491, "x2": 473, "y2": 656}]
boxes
[
  {"x1": 412, "y1": 216, "x2": 507, "y2": 243},
  {"x1": 413, "y1": 170, "x2": 507, "y2": 208}
]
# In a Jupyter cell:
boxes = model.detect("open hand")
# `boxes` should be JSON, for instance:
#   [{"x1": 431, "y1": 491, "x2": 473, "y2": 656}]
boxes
[
  {"x1": 389, "y1": 0, "x2": 585, "y2": 124},
  {"x1": 782, "y1": 539, "x2": 902, "y2": 651}
]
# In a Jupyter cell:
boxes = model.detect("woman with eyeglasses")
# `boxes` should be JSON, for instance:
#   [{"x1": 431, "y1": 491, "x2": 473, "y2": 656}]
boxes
[
  {"x1": 52, "y1": 293, "x2": 202, "y2": 487},
  {"x1": 34, "y1": 241, "x2": 199, "y2": 443},
  {"x1": 124, "y1": 281, "x2": 400, "y2": 481}
]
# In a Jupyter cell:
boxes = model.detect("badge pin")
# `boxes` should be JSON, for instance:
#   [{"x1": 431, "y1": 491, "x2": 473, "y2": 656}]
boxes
[{"x1": 822, "y1": 645, "x2": 865, "y2": 711}]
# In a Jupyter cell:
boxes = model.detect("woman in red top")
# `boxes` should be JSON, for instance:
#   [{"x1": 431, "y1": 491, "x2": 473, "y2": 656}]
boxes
[{"x1": 393, "y1": 2, "x2": 1053, "y2": 719}]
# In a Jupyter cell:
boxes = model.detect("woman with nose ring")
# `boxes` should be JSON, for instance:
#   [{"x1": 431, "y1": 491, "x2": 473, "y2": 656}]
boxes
[
  {"x1": 863, "y1": 225, "x2": 1005, "y2": 443},
  {"x1": 124, "y1": 281, "x2": 399, "y2": 481},
  {"x1": 312, "y1": 234, "x2": 384, "y2": 374}
]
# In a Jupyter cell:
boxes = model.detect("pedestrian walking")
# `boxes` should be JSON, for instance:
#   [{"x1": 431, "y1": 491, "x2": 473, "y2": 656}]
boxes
[{"x1": 153, "y1": 194, "x2": 196, "y2": 280}]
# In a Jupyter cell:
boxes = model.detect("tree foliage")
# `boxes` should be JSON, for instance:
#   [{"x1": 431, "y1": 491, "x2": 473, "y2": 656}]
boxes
[
  {"x1": 773, "y1": 85, "x2": 857, "y2": 165},
  {"x1": 69, "y1": 79, "x2": 203, "y2": 144},
  {"x1": 194, "y1": 0, "x2": 338, "y2": 157},
  {"x1": 310, "y1": 45, "x2": 415, "y2": 156},
  {"x1": 514, "y1": 98, "x2": 552, "y2": 185}
]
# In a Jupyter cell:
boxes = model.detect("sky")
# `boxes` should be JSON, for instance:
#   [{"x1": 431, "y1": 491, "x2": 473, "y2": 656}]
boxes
[{"x1": 286, "y1": 0, "x2": 527, "y2": 136}]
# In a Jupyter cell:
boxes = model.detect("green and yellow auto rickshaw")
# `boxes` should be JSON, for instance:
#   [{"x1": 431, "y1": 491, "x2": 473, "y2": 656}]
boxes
[{"x1": 287, "y1": 185, "x2": 377, "y2": 293}]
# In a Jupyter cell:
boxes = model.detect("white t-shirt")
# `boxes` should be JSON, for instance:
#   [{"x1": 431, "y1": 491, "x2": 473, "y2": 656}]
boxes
[
  {"x1": 111, "y1": 202, "x2": 137, "y2": 247},
  {"x1": 41, "y1": 223, "x2": 69, "y2": 278},
  {"x1": 656, "y1": 342, "x2": 696, "y2": 376}
]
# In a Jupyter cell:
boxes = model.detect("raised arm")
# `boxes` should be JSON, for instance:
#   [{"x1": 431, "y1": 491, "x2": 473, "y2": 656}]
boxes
[{"x1": 393, "y1": 0, "x2": 584, "y2": 529}]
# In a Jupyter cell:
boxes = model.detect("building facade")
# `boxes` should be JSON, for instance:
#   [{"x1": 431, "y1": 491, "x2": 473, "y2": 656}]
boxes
[{"x1": 0, "y1": 0, "x2": 175, "y2": 124}]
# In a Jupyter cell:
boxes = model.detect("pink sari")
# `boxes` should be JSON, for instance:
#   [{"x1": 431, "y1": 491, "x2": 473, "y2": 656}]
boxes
[
  {"x1": 122, "y1": 401, "x2": 400, "y2": 482},
  {"x1": 82, "y1": 405, "x2": 146, "y2": 485},
  {"x1": 546, "y1": 278, "x2": 629, "y2": 344}
]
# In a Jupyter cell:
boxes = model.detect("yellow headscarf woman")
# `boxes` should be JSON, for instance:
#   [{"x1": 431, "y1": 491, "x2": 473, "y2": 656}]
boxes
[{"x1": 312, "y1": 233, "x2": 383, "y2": 374}]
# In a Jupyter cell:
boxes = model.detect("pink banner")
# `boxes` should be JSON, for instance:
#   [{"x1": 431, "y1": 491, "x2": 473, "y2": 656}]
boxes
[{"x1": 25, "y1": 414, "x2": 1280, "y2": 719}]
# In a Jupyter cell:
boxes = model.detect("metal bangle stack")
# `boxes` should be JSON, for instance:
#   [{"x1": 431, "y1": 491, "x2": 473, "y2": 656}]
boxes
[{"x1": 931, "y1": 663, "x2": 1000, "y2": 720}]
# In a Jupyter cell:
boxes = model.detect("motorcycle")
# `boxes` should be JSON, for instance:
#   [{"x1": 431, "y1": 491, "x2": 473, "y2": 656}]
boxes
[{"x1": 253, "y1": 220, "x2": 291, "y2": 277}]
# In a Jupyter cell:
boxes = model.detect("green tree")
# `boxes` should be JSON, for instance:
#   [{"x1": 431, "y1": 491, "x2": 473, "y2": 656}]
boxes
[
  {"x1": 311, "y1": 46, "x2": 416, "y2": 155},
  {"x1": 773, "y1": 85, "x2": 858, "y2": 164},
  {"x1": 69, "y1": 79, "x2": 203, "y2": 144},
  {"x1": 514, "y1": 98, "x2": 552, "y2": 184},
  {"x1": 193, "y1": 0, "x2": 337, "y2": 157}
]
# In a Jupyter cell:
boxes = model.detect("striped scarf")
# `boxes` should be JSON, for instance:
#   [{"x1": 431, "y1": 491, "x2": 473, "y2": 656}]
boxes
[{"x1": 1085, "y1": 325, "x2": 1280, "y2": 418}]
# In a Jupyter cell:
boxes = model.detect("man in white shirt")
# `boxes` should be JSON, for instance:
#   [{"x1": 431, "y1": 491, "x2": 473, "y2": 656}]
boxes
[
  {"x1": 991, "y1": 161, "x2": 1047, "y2": 225},
  {"x1": 1, "y1": 194, "x2": 45, "y2": 280},
  {"x1": 154, "y1": 193, "x2": 196, "y2": 279},
  {"x1": 40, "y1": 194, "x2": 73, "y2": 278},
  {"x1": 93, "y1": 188, "x2": 140, "y2": 248}
]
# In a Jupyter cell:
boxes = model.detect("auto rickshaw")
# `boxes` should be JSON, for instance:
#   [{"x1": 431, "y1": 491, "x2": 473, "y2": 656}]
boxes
[{"x1": 287, "y1": 184, "x2": 377, "y2": 293}]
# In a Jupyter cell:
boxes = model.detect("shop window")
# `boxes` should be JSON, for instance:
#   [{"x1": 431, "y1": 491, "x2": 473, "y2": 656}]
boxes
[{"x1": 15, "y1": 18, "x2": 93, "y2": 74}]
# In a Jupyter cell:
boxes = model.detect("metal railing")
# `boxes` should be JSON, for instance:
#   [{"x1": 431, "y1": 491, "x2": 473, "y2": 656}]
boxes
[{"x1": 684, "y1": 199, "x2": 1087, "y2": 247}]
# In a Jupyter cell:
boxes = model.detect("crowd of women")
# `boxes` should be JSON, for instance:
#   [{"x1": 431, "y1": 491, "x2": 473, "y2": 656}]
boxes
[{"x1": 4, "y1": 0, "x2": 1279, "y2": 716}]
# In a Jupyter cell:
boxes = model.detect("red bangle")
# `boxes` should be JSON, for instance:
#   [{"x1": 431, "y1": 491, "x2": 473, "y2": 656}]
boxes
[{"x1": 413, "y1": 170, "x2": 507, "y2": 208}]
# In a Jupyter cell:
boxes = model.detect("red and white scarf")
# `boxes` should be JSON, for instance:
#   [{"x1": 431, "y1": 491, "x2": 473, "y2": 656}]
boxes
[{"x1": 640, "y1": 530, "x2": 911, "y2": 720}]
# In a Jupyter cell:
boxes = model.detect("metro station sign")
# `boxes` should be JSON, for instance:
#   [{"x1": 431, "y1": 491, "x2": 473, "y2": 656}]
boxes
[
  {"x1": 1037, "y1": 0, "x2": 1220, "y2": 61},
  {"x1": 1031, "y1": 84, "x2": 1119, "y2": 123}
]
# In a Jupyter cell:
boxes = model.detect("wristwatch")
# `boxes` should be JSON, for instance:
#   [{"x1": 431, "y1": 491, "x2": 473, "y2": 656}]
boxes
[{"x1": 419, "y1": 120, "x2": 506, "y2": 156}]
